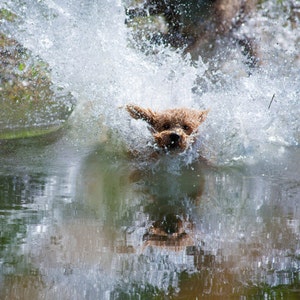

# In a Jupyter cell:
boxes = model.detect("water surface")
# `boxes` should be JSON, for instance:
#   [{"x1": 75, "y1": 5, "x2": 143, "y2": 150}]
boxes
[
  {"x1": 0, "y1": 133, "x2": 299, "y2": 299},
  {"x1": 1, "y1": 0, "x2": 300, "y2": 299}
]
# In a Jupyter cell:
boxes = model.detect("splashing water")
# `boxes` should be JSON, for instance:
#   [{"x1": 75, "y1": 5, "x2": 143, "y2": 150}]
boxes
[{"x1": 2, "y1": 0, "x2": 299, "y2": 165}]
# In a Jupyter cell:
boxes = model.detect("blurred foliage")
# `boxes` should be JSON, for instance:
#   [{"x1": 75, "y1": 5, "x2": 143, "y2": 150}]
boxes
[
  {"x1": 0, "y1": 8, "x2": 17, "y2": 22},
  {"x1": 0, "y1": 9, "x2": 75, "y2": 139},
  {"x1": 126, "y1": 0, "x2": 299, "y2": 49},
  {"x1": 0, "y1": 33, "x2": 54, "y2": 104}
]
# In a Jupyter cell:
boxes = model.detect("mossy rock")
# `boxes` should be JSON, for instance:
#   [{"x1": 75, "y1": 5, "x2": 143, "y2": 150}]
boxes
[{"x1": 0, "y1": 33, "x2": 75, "y2": 139}]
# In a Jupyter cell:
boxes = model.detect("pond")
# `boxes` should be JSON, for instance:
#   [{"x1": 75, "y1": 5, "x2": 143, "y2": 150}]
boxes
[
  {"x1": 1, "y1": 0, "x2": 300, "y2": 299},
  {"x1": 0, "y1": 129, "x2": 299, "y2": 299}
]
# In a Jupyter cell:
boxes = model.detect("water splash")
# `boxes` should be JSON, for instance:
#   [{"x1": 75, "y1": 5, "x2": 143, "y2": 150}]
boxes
[{"x1": 2, "y1": 0, "x2": 299, "y2": 164}]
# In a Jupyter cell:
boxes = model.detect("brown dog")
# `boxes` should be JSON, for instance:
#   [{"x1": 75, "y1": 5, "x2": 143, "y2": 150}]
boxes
[{"x1": 126, "y1": 104, "x2": 209, "y2": 153}]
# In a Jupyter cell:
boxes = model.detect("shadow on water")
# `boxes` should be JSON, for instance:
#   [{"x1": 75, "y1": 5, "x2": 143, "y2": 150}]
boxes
[{"x1": 0, "y1": 134, "x2": 299, "y2": 299}]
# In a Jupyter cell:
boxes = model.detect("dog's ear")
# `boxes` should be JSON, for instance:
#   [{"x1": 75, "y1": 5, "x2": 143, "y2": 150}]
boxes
[
  {"x1": 126, "y1": 104, "x2": 156, "y2": 126},
  {"x1": 197, "y1": 109, "x2": 209, "y2": 124}
]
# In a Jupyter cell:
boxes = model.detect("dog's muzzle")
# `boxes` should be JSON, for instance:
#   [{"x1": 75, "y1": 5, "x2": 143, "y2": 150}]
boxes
[{"x1": 168, "y1": 132, "x2": 181, "y2": 149}]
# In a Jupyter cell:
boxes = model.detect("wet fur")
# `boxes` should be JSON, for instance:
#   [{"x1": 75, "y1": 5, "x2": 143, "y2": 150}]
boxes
[{"x1": 126, "y1": 104, "x2": 209, "y2": 153}]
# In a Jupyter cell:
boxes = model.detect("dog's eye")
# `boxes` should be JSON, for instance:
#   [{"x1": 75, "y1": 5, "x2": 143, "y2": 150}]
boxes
[
  {"x1": 182, "y1": 125, "x2": 190, "y2": 131},
  {"x1": 163, "y1": 123, "x2": 170, "y2": 130}
]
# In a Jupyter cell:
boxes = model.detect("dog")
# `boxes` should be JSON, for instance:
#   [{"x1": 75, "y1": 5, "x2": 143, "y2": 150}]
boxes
[{"x1": 126, "y1": 104, "x2": 209, "y2": 153}]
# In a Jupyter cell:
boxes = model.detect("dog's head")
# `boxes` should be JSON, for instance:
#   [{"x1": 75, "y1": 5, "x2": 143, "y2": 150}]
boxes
[{"x1": 126, "y1": 104, "x2": 209, "y2": 153}]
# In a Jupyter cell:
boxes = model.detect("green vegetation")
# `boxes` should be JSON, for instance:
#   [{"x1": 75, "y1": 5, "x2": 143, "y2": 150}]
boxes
[
  {"x1": 0, "y1": 9, "x2": 75, "y2": 139},
  {"x1": 0, "y1": 8, "x2": 17, "y2": 22}
]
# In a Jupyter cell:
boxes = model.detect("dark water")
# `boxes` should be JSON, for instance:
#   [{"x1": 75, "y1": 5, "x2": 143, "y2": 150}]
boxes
[{"x1": 0, "y1": 131, "x2": 299, "y2": 299}]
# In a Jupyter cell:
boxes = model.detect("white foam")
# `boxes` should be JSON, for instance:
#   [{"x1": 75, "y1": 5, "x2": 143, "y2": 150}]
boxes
[{"x1": 3, "y1": 0, "x2": 299, "y2": 164}]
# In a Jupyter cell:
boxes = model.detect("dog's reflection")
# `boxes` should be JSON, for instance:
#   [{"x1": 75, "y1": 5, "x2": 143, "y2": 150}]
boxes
[
  {"x1": 124, "y1": 159, "x2": 206, "y2": 251},
  {"x1": 143, "y1": 213, "x2": 193, "y2": 249}
]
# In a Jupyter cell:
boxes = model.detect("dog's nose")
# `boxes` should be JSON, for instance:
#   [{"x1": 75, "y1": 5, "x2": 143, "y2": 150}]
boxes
[{"x1": 169, "y1": 133, "x2": 180, "y2": 143}]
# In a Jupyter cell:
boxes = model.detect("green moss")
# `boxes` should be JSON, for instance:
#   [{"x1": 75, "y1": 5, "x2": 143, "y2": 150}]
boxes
[
  {"x1": 0, "y1": 125, "x2": 64, "y2": 140},
  {"x1": 0, "y1": 33, "x2": 75, "y2": 139},
  {"x1": 0, "y1": 8, "x2": 17, "y2": 22}
]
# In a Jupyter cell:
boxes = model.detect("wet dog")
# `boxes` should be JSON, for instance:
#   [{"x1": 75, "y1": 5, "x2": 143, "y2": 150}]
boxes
[{"x1": 126, "y1": 104, "x2": 209, "y2": 153}]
